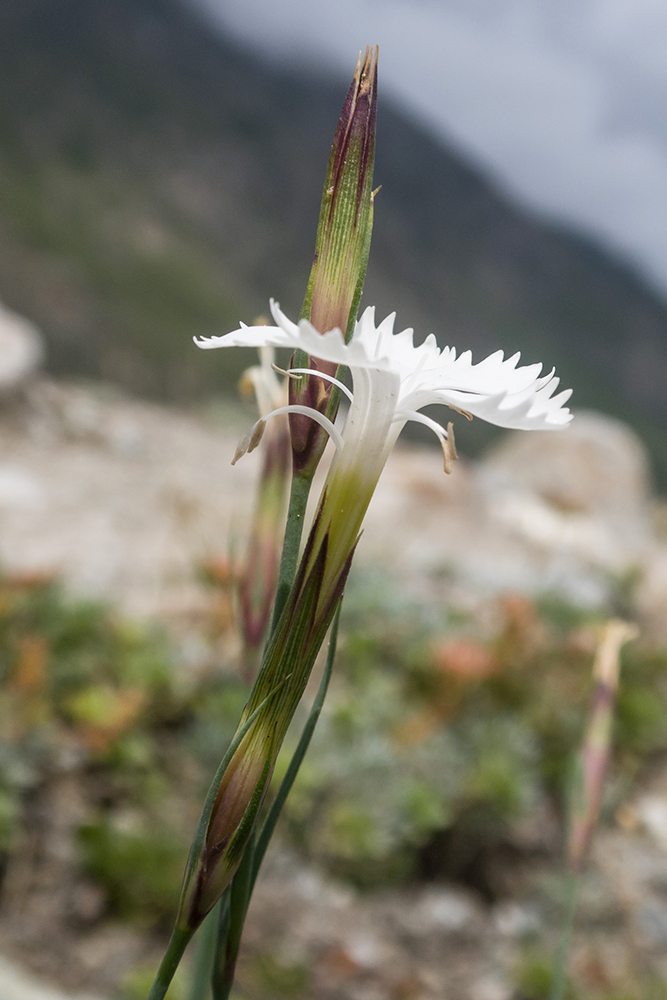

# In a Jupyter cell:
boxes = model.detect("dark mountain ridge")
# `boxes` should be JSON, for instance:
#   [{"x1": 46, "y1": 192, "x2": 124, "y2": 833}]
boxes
[{"x1": 1, "y1": 0, "x2": 667, "y2": 476}]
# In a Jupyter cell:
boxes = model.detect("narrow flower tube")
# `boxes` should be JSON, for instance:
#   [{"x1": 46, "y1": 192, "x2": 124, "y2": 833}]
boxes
[
  {"x1": 566, "y1": 619, "x2": 638, "y2": 873},
  {"x1": 290, "y1": 46, "x2": 378, "y2": 477}
]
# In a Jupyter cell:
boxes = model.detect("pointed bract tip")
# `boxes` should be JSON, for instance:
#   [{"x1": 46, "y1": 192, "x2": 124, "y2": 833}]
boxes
[{"x1": 353, "y1": 49, "x2": 363, "y2": 85}]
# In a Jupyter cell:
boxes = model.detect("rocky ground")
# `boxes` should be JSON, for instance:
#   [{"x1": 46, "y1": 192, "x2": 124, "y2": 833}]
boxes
[
  {"x1": 2, "y1": 348, "x2": 667, "y2": 997},
  {"x1": 0, "y1": 377, "x2": 664, "y2": 640}
]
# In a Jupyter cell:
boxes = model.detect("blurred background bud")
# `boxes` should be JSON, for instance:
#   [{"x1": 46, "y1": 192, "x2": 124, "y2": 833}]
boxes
[
  {"x1": 566, "y1": 619, "x2": 639, "y2": 874},
  {"x1": 236, "y1": 344, "x2": 291, "y2": 681}
]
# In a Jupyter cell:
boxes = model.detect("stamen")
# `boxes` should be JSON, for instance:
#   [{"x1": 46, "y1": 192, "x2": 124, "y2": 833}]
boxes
[
  {"x1": 447, "y1": 421, "x2": 458, "y2": 460},
  {"x1": 271, "y1": 363, "x2": 301, "y2": 380},
  {"x1": 442, "y1": 440, "x2": 453, "y2": 475},
  {"x1": 231, "y1": 404, "x2": 344, "y2": 465},
  {"x1": 231, "y1": 419, "x2": 267, "y2": 466},
  {"x1": 447, "y1": 404, "x2": 473, "y2": 421},
  {"x1": 248, "y1": 420, "x2": 266, "y2": 453},
  {"x1": 287, "y1": 368, "x2": 354, "y2": 403},
  {"x1": 393, "y1": 410, "x2": 459, "y2": 475}
]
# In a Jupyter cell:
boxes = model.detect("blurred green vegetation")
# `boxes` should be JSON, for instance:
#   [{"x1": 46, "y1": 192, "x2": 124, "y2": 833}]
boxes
[
  {"x1": 0, "y1": 564, "x2": 664, "y2": 934},
  {"x1": 516, "y1": 951, "x2": 577, "y2": 1000},
  {"x1": 514, "y1": 950, "x2": 667, "y2": 1000},
  {"x1": 277, "y1": 572, "x2": 665, "y2": 890},
  {"x1": 0, "y1": 562, "x2": 664, "y2": 1000}
]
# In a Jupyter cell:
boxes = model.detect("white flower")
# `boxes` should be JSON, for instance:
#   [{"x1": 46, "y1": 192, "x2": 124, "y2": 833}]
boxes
[{"x1": 197, "y1": 302, "x2": 572, "y2": 594}]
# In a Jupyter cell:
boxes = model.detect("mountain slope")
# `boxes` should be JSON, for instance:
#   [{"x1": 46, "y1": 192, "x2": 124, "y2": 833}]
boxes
[{"x1": 1, "y1": 0, "x2": 667, "y2": 477}]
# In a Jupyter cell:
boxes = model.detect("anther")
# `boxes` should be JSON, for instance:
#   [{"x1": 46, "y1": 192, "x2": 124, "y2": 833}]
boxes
[
  {"x1": 271, "y1": 363, "x2": 301, "y2": 380},
  {"x1": 231, "y1": 420, "x2": 266, "y2": 465},
  {"x1": 448, "y1": 404, "x2": 473, "y2": 421},
  {"x1": 447, "y1": 422, "x2": 458, "y2": 461},
  {"x1": 247, "y1": 420, "x2": 266, "y2": 454}
]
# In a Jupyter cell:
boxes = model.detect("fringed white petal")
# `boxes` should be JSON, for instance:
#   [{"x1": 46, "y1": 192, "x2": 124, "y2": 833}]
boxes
[
  {"x1": 197, "y1": 301, "x2": 573, "y2": 433},
  {"x1": 195, "y1": 323, "x2": 293, "y2": 351}
]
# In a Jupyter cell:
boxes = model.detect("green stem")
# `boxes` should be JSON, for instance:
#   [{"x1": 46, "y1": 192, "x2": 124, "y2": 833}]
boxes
[
  {"x1": 212, "y1": 836, "x2": 256, "y2": 1000},
  {"x1": 209, "y1": 603, "x2": 342, "y2": 999},
  {"x1": 550, "y1": 869, "x2": 579, "y2": 1000},
  {"x1": 187, "y1": 902, "x2": 221, "y2": 1000},
  {"x1": 148, "y1": 926, "x2": 193, "y2": 1000},
  {"x1": 148, "y1": 678, "x2": 292, "y2": 1000},
  {"x1": 252, "y1": 600, "x2": 341, "y2": 887},
  {"x1": 269, "y1": 471, "x2": 312, "y2": 635}
]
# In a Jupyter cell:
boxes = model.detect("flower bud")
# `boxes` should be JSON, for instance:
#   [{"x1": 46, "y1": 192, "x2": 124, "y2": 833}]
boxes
[
  {"x1": 566, "y1": 619, "x2": 638, "y2": 874},
  {"x1": 238, "y1": 418, "x2": 290, "y2": 681},
  {"x1": 235, "y1": 347, "x2": 291, "y2": 680},
  {"x1": 290, "y1": 46, "x2": 378, "y2": 476},
  {"x1": 305, "y1": 45, "x2": 378, "y2": 340},
  {"x1": 177, "y1": 527, "x2": 354, "y2": 929},
  {"x1": 184, "y1": 725, "x2": 275, "y2": 925}
]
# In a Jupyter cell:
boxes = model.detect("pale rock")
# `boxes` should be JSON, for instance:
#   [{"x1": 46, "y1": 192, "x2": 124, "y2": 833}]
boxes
[
  {"x1": 638, "y1": 902, "x2": 667, "y2": 945},
  {"x1": 635, "y1": 795, "x2": 667, "y2": 850},
  {"x1": 0, "y1": 301, "x2": 43, "y2": 390},
  {"x1": 365, "y1": 410, "x2": 654, "y2": 613},
  {"x1": 480, "y1": 411, "x2": 651, "y2": 571},
  {"x1": 493, "y1": 901, "x2": 541, "y2": 938},
  {"x1": 471, "y1": 975, "x2": 513, "y2": 1000},
  {"x1": 411, "y1": 888, "x2": 478, "y2": 934},
  {"x1": 343, "y1": 930, "x2": 387, "y2": 969},
  {"x1": 0, "y1": 466, "x2": 45, "y2": 510},
  {"x1": 0, "y1": 956, "x2": 101, "y2": 1000}
]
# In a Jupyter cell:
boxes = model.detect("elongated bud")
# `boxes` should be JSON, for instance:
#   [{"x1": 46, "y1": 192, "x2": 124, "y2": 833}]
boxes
[
  {"x1": 235, "y1": 345, "x2": 291, "y2": 680},
  {"x1": 181, "y1": 723, "x2": 276, "y2": 927},
  {"x1": 178, "y1": 527, "x2": 355, "y2": 929},
  {"x1": 566, "y1": 619, "x2": 638, "y2": 874},
  {"x1": 290, "y1": 46, "x2": 378, "y2": 476},
  {"x1": 305, "y1": 45, "x2": 378, "y2": 339},
  {"x1": 238, "y1": 418, "x2": 290, "y2": 681}
]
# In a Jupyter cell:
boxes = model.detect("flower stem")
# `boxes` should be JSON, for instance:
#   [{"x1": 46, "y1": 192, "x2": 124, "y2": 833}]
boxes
[
  {"x1": 187, "y1": 901, "x2": 221, "y2": 1000},
  {"x1": 252, "y1": 599, "x2": 340, "y2": 886},
  {"x1": 550, "y1": 869, "x2": 579, "y2": 1000},
  {"x1": 147, "y1": 925, "x2": 193, "y2": 1000},
  {"x1": 211, "y1": 835, "x2": 255, "y2": 1000},
  {"x1": 269, "y1": 471, "x2": 312, "y2": 634},
  {"x1": 208, "y1": 603, "x2": 342, "y2": 999}
]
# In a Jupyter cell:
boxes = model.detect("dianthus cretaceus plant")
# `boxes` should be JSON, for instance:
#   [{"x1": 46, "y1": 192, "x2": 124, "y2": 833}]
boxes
[{"x1": 148, "y1": 47, "x2": 573, "y2": 1000}]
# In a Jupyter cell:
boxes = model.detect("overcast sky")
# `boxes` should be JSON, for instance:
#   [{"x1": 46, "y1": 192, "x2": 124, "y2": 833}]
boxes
[{"x1": 188, "y1": 0, "x2": 667, "y2": 297}]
